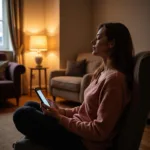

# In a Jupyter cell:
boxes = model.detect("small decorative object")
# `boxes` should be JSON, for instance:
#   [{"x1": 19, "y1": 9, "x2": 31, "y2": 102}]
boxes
[{"x1": 30, "y1": 35, "x2": 47, "y2": 68}]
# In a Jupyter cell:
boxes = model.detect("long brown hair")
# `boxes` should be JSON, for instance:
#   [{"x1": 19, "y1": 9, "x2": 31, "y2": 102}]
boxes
[{"x1": 92, "y1": 23, "x2": 134, "y2": 90}]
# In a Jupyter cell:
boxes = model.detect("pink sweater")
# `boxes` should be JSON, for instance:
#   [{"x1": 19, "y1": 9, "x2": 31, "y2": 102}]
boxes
[{"x1": 59, "y1": 69, "x2": 130, "y2": 150}]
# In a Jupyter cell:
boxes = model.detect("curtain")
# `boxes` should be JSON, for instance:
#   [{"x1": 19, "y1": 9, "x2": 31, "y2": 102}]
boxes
[{"x1": 6, "y1": 0, "x2": 28, "y2": 94}]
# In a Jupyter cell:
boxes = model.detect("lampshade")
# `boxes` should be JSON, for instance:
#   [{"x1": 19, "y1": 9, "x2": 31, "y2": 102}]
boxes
[
  {"x1": 30, "y1": 35, "x2": 47, "y2": 52},
  {"x1": 29, "y1": 35, "x2": 47, "y2": 68}
]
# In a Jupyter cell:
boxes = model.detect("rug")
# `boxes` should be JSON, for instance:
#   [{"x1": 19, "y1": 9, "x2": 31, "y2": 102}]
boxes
[
  {"x1": 0, "y1": 112, "x2": 23, "y2": 150},
  {"x1": 0, "y1": 99, "x2": 79, "y2": 150}
]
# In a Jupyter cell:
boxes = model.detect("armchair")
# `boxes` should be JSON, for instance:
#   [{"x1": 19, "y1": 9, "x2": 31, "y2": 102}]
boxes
[
  {"x1": 49, "y1": 52, "x2": 102, "y2": 103},
  {"x1": 13, "y1": 51, "x2": 150, "y2": 150},
  {"x1": 0, "y1": 53, "x2": 26, "y2": 106}
]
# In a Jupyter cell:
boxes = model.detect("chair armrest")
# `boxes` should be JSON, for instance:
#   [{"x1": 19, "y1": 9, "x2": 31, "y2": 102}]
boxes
[
  {"x1": 50, "y1": 69, "x2": 66, "y2": 79},
  {"x1": 6, "y1": 62, "x2": 26, "y2": 80},
  {"x1": 49, "y1": 69, "x2": 66, "y2": 94},
  {"x1": 79, "y1": 73, "x2": 93, "y2": 103},
  {"x1": 5, "y1": 62, "x2": 26, "y2": 94}
]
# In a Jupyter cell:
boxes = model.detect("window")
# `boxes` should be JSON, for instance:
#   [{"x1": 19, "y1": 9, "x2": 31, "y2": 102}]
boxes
[{"x1": 0, "y1": 0, "x2": 9, "y2": 49}]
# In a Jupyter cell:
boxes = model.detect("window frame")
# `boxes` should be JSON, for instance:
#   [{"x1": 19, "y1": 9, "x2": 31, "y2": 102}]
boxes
[{"x1": 0, "y1": 0, "x2": 9, "y2": 50}]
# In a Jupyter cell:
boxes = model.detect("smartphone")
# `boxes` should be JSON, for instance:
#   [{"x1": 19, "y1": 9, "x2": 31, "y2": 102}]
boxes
[{"x1": 34, "y1": 88, "x2": 50, "y2": 107}]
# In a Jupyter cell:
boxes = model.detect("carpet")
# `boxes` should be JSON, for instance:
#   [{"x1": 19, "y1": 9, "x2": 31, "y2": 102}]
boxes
[
  {"x1": 0, "y1": 99, "x2": 79, "y2": 150},
  {"x1": 0, "y1": 112, "x2": 23, "y2": 150}
]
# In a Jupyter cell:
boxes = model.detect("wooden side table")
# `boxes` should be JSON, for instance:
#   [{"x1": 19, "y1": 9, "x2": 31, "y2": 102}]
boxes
[{"x1": 29, "y1": 67, "x2": 48, "y2": 96}]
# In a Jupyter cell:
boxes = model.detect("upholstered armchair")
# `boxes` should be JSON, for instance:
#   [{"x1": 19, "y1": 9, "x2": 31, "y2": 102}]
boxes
[
  {"x1": 13, "y1": 51, "x2": 150, "y2": 150},
  {"x1": 49, "y1": 53, "x2": 102, "y2": 103},
  {"x1": 0, "y1": 53, "x2": 26, "y2": 106}
]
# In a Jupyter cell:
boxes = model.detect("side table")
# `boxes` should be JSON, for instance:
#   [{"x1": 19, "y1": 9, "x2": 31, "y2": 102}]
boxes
[{"x1": 29, "y1": 67, "x2": 48, "y2": 96}]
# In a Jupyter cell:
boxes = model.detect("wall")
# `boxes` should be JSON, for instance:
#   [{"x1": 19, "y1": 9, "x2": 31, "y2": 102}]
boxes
[
  {"x1": 23, "y1": 0, "x2": 45, "y2": 89},
  {"x1": 60, "y1": 0, "x2": 92, "y2": 68},
  {"x1": 45, "y1": 0, "x2": 60, "y2": 71},
  {"x1": 92, "y1": 0, "x2": 150, "y2": 53},
  {"x1": 23, "y1": 0, "x2": 59, "y2": 89}
]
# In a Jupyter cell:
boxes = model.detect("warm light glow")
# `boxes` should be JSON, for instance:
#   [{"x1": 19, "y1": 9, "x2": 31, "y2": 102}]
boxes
[
  {"x1": 47, "y1": 51, "x2": 59, "y2": 70},
  {"x1": 49, "y1": 36, "x2": 57, "y2": 50},
  {"x1": 47, "y1": 27, "x2": 56, "y2": 36},
  {"x1": 48, "y1": 51, "x2": 56, "y2": 57},
  {"x1": 50, "y1": 29, "x2": 55, "y2": 35},
  {"x1": 30, "y1": 35, "x2": 47, "y2": 51},
  {"x1": 26, "y1": 28, "x2": 42, "y2": 34}
]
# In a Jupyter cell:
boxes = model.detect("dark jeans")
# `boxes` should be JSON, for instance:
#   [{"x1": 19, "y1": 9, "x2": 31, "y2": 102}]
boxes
[{"x1": 13, "y1": 101, "x2": 85, "y2": 150}]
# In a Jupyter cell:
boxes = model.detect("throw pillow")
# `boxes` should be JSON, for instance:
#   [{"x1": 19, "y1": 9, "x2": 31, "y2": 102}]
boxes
[
  {"x1": 65, "y1": 59, "x2": 86, "y2": 77},
  {"x1": 0, "y1": 61, "x2": 9, "y2": 80}
]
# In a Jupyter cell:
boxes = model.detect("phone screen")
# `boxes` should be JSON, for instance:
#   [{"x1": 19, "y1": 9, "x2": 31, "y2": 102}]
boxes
[{"x1": 36, "y1": 89, "x2": 50, "y2": 107}]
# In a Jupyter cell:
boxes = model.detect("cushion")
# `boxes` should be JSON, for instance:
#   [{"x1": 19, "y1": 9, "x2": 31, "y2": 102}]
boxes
[
  {"x1": 51, "y1": 76, "x2": 82, "y2": 92},
  {"x1": 0, "y1": 61, "x2": 9, "y2": 80},
  {"x1": 65, "y1": 59, "x2": 86, "y2": 77},
  {"x1": 86, "y1": 60, "x2": 101, "y2": 73}
]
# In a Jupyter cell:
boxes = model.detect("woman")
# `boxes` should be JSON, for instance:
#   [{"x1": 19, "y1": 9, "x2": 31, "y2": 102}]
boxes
[{"x1": 13, "y1": 22, "x2": 134, "y2": 150}]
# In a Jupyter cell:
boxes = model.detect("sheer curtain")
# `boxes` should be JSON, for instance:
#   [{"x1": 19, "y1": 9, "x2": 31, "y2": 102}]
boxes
[{"x1": 6, "y1": 0, "x2": 28, "y2": 94}]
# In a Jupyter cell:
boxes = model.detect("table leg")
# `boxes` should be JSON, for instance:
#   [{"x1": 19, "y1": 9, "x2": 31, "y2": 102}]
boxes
[
  {"x1": 45, "y1": 69, "x2": 47, "y2": 95},
  {"x1": 39, "y1": 69, "x2": 41, "y2": 88},
  {"x1": 30, "y1": 69, "x2": 33, "y2": 96}
]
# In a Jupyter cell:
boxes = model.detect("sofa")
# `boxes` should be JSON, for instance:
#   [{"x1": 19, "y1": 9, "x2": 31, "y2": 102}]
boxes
[
  {"x1": 49, "y1": 52, "x2": 102, "y2": 103},
  {"x1": 0, "y1": 52, "x2": 26, "y2": 106}
]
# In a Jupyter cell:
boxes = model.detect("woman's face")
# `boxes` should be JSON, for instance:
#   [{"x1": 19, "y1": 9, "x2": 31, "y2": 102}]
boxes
[{"x1": 91, "y1": 26, "x2": 110, "y2": 58}]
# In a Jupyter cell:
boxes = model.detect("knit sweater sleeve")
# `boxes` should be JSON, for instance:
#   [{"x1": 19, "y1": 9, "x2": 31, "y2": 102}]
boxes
[
  {"x1": 59, "y1": 76, "x2": 128, "y2": 141},
  {"x1": 59, "y1": 106, "x2": 80, "y2": 118}
]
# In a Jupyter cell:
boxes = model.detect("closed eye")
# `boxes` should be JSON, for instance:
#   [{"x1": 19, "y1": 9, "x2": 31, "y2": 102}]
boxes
[{"x1": 96, "y1": 34, "x2": 102, "y2": 40}]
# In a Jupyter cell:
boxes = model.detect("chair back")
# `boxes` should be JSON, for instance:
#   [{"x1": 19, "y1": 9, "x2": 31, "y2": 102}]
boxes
[
  {"x1": 113, "y1": 51, "x2": 150, "y2": 150},
  {"x1": 0, "y1": 52, "x2": 7, "y2": 61}
]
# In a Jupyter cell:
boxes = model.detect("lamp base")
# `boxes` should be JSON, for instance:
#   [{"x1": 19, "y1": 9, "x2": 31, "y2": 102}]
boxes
[
  {"x1": 36, "y1": 65, "x2": 42, "y2": 68},
  {"x1": 35, "y1": 56, "x2": 43, "y2": 68}
]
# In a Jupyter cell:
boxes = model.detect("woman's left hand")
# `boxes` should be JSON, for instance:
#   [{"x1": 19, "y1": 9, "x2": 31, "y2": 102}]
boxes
[{"x1": 41, "y1": 103, "x2": 61, "y2": 121}]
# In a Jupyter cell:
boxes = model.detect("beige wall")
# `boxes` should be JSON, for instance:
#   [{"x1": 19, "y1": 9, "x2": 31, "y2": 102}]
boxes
[
  {"x1": 24, "y1": 0, "x2": 45, "y2": 89},
  {"x1": 45, "y1": 0, "x2": 60, "y2": 71},
  {"x1": 60, "y1": 0, "x2": 92, "y2": 68},
  {"x1": 92, "y1": 0, "x2": 150, "y2": 53},
  {"x1": 23, "y1": 0, "x2": 59, "y2": 89}
]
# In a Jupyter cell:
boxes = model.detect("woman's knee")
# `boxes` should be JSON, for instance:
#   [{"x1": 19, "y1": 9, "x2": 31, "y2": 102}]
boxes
[
  {"x1": 13, "y1": 106, "x2": 37, "y2": 136},
  {"x1": 13, "y1": 106, "x2": 33, "y2": 125}
]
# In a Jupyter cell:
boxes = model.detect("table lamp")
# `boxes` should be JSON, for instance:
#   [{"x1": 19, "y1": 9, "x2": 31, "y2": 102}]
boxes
[{"x1": 30, "y1": 35, "x2": 47, "y2": 68}]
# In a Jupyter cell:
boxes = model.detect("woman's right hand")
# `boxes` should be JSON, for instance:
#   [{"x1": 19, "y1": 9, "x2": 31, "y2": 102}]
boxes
[
  {"x1": 40, "y1": 99, "x2": 59, "y2": 110},
  {"x1": 47, "y1": 99, "x2": 59, "y2": 109},
  {"x1": 41, "y1": 103, "x2": 62, "y2": 121},
  {"x1": 46, "y1": 99, "x2": 66, "y2": 116}
]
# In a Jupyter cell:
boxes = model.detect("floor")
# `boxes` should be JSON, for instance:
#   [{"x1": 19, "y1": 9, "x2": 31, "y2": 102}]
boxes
[{"x1": 0, "y1": 92, "x2": 150, "y2": 150}]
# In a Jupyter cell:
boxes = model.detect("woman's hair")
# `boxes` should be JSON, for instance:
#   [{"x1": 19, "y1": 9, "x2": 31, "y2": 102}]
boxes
[{"x1": 92, "y1": 22, "x2": 135, "y2": 90}]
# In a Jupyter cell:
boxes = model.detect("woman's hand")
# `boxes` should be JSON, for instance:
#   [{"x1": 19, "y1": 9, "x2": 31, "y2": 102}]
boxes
[
  {"x1": 41, "y1": 103, "x2": 61, "y2": 121},
  {"x1": 44, "y1": 99, "x2": 59, "y2": 109},
  {"x1": 47, "y1": 99, "x2": 59, "y2": 110}
]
